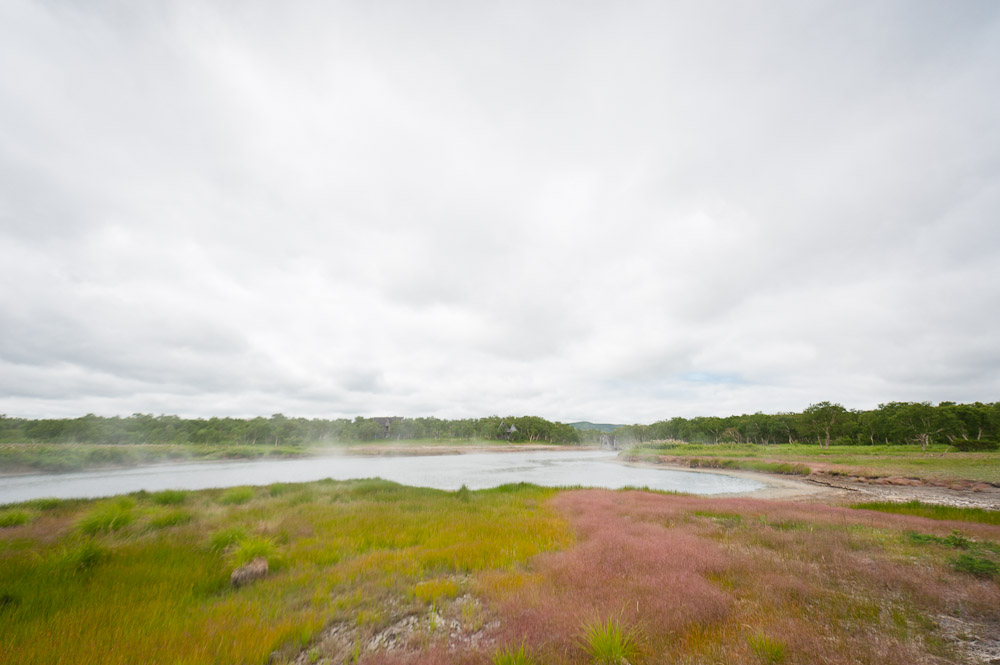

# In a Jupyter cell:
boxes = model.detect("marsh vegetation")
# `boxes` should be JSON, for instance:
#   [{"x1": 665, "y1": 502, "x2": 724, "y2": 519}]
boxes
[{"x1": 2, "y1": 479, "x2": 999, "y2": 664}]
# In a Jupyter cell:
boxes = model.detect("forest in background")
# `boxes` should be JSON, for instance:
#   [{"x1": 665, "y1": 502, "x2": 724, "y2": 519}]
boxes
[
  {"x1": 1, "y1": 401, "x2": 997, "y2": 448},
  {"x1": 612, "y1": 401, "x2": 1000, "y2": 449},
  {"x1": 0, "y1": 413, "x2": 582, "y2": 446}
]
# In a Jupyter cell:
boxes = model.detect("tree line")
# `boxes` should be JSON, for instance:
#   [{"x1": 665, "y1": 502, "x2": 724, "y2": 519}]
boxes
[
  {"x1": 611, "y1": 401, "x2": 1000, "y2": 449},
  {"x1": 0, "y1": 413, "x2": 581, "y2": 446}
]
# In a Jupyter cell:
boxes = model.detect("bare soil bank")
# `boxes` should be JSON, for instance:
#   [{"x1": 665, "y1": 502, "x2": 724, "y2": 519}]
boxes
[{"x1": 624, "y1": 456, "x2": 1000, "y2": 510}]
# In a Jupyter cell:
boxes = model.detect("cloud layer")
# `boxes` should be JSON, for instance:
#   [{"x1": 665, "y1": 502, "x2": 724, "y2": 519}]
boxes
[{"x1": 2, "y1": 1, "x2": 999, "y2": 422}]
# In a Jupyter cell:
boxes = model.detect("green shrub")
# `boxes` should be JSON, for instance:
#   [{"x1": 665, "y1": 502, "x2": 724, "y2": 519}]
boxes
[
  {"x1": 907, "y1": 531, "x2": 972, "y2": 549},
  {"x1": 951, "y1": 554, "x2": 999, "y2": 579},
  {"x1": 950, "y1": 439, "x2": 999, "y2": 452}
]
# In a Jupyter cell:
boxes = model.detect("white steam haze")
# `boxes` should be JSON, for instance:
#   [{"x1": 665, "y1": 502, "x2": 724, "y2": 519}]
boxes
[{"x1": 2, "y1": 1, "x2": 999, "y2": 423}]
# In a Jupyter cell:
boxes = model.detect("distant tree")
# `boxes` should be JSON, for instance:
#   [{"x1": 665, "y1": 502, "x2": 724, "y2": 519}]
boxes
[{"x1": 803, "y1": 402, "x2": 847, "y2": 448}]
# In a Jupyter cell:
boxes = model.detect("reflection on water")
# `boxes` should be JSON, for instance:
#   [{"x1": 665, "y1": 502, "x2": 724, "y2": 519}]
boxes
[{"x1": 0, "y1": 449, "x2": 764, "y2": 504}]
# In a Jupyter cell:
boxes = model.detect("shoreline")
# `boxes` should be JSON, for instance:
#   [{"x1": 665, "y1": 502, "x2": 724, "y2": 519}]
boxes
[
  {"x1": 616, "y1": 457, "x2": 842, "y2": 501},
  {"x1": 619, "y1": 456, "x2": 1000, "y2": 509},
  {"x1": 4, "y1": 443, "x2": 1000, "y2": 509}
]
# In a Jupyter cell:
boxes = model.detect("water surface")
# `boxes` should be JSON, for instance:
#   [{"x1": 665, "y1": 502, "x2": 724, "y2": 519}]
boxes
[{"x1": 0, "y1": 449, "x2": 763, "y2": 504}]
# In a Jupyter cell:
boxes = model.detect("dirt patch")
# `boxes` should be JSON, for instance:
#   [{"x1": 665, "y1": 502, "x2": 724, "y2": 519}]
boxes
[
  {"x1": 935, "y1": 614, "x2": 1000, "y2": 664},
  {"x1": 288, "y1": 594, "x2": 497, "y2": 665}
]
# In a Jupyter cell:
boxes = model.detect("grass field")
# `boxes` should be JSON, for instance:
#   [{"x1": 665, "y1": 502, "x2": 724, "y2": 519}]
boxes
[
  {"x1": 2, "y1": 480, "x2": 999, "y2": 664},
  {"x1": 623, "y1": 442, "x2": 1000, "y2": 484}
]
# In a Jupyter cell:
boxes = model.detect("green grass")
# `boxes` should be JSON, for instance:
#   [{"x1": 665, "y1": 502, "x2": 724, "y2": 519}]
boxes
[
  {"x1": 150, "y1": 489, "x2": 188, "y2": 505},
  {"x1": 0, "y1": 478, "x2": 572, "y2": 665},
  {"x1": 492, "y1": 643, "x2": 537, "y2": 665},
  {"x1": 902, "y1": 527, "x2": 1000, "y2": 580},
  {"x1": 148, "y1": 509, "x2": 193, "y2": 529},
  {"x1": 76, "y1": 498, "x2": 135, "y2": 534},
  {"x1": 625, "y1": 443, "x2": 1000, "y2": 484},
  {"x1": 853, "y1": 500, "x2": 1000, "y2": 525},
  {"x1": 0, "y1": 510, "x2": 32, "y2": 528},
  {"x1": 747, "y1": 632, "x2": 786, "y2": 664},
  {"x1": 218, "y1": 486, "x2": 255, "y2": 505},
  {"x1": 951, "y1": 553, "x2": 999, "y2": 579},
  {"x1": 583, "y1": 617, "x2": 640, "y2": 664}
]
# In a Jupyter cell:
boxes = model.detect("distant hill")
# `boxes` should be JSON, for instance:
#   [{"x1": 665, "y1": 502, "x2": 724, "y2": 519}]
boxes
[{"x1": 569, "y1": 421, "x2": 623, "y2": 433}]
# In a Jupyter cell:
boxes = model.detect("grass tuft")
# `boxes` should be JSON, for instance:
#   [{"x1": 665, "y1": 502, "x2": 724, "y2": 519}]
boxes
[
  {"x1": 219, "y1": 486, "x2": 255, "y2": 505},
  {"x1": 583, "y1": 617, "x2": 640, "y2": 664},
  {"x1": 53, "y1": 540, "x2": 109, "y2": 575},
  {"x1": 149, "y1": 509, "x2": 193, "y2": 529},
  {"x1": 150, "y1": 489, "x2": 189, "y2": 506},
  {"x1": 209, "y1": 526, "x2": 249, "y2": 552},
  {"x1": 77, "y1": 498, "x2": 134, "y2": 534},
  {"x1": 232, "y1": 535, "x2": 277, "y2": 567},
  {"x1": 268, "y1": 483, "x2": 291, "y2": 497},
  {"x1": 0, "y1": 509, "x2": 32, "y2": 528},
  {"x1": 412, "y1": 577, "x2": 461, "y2": 605},
  {"x1": 747, "y1": 632, "x2": 786, "y2": 663},
  {"x1": 492, "y1": 642, "x2": 536, "y2": 665},
  {"x1": 26, "y1": 497, "x2": 64, "y2": 510}
]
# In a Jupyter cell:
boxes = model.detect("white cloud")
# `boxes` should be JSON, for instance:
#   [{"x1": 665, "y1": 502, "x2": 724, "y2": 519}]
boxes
[{"x1": 1, "y1": 0, "x2": 999, "y2": 422}]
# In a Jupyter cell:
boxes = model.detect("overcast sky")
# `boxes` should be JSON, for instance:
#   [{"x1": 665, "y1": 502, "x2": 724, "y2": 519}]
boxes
[{"x1": 1, "y1": 1, "x2": 999, "y2": 423}]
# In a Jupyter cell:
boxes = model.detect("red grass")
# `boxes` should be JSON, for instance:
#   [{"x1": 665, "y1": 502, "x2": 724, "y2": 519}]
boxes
[{"x1": 476, "y1": 490, "x2": 1000, "y2": 665}]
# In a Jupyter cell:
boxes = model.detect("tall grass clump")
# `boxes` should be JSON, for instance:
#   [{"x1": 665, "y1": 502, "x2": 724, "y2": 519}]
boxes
[
  {"x1": 233, "y1": 535, "x2": 277, "y2": 566},
  {"x1": 151, "y1": 489, "x2": 188, "y2": 506},
  {"x1": 77, "y1": 498, "x2": 134, "y2": 534},
  {"x1": 52, "y1": 540, "x2": 109, "y2": 575},
  {"x1": 0, "y1": 509, "x2": 32, "y2": 528},
  {"x1": 492, "y1": 642, "x2": 537, "y2": 665},
  {"x1": 747, "y1": 632, "x2": 786, "y2": 664},
  {"x1": 26, "y1": 497, "x2": 65, "y2": 510},
  {"x1": 412, "y1": 577, "x2": 461, "y2": 605},
  {"x1": 268, "y1": 483, "x2": 291, "y2": 497},
  {"x1": 583, "y1": 617, "x2": 640, "y2": 664},
  {"x1": 219, "y1": 486, "x2": 255, "y2": 505},
  {"x1": 149, "y1": 509, "x2": 193, "y2": 529},
  {"x1": 208, "y1": 526, "x2": 249, "y2": 552}
]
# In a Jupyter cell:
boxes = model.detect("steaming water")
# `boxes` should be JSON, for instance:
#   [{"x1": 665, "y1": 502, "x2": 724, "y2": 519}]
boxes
[{"x1": 0, "y1": 450, "x2": 763, "y2": 504}]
